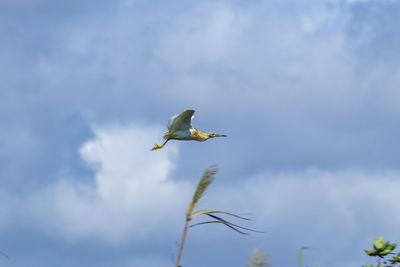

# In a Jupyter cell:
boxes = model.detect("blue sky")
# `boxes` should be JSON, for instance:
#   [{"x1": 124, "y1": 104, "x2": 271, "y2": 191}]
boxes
[{"x1": 1, "y1": 0, "x2": 400, "y2": 266}]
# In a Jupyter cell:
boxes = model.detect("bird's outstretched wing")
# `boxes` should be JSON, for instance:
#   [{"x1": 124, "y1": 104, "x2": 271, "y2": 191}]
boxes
[{"x1": 167, "y1": 109, "x2": 195, "y2": 131}]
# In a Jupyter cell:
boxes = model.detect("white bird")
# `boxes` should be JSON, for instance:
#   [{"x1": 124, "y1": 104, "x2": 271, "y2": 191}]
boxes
[{"x1": 151, "y1": 109, "x2": 226, "y2": 150}]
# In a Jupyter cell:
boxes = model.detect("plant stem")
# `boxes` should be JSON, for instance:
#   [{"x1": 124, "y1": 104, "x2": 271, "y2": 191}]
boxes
[
  {"x1": 175, "y1": 219, "x2": 189, "y2": 267},
  {"x1": 298, "y1": 249, "x2": 303, "y2": 267}
]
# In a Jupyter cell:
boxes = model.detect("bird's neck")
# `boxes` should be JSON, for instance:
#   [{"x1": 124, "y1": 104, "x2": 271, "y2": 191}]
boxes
[{"x1": 191, "y1": 128, "x2": 209, "y2": 141}]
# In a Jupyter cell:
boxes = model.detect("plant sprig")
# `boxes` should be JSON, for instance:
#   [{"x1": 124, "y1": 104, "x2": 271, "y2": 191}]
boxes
[{"x1": 175, "y1": 165, "x2": 264, "y2": 267}]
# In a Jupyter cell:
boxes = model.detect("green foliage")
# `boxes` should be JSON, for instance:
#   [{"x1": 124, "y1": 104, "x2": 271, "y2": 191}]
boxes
[
  {"x1": 364, "y1": 237, "x2": 397, "y2": 258},
  {"x1": 364, "y1": 237, "x2": 400, "y2": 267},
  {"x1": 298, "y1": 247, "x2": 319, "y2": 267},
  {"x1": 246, "y1": 248, "x2": 271, "y2": 267},
  {"x1": 389, "y1": 253, "x2": 400, "y2": 264},
  {"x1": 298, "y1": 248, "x2": 303, "y2": 267}
]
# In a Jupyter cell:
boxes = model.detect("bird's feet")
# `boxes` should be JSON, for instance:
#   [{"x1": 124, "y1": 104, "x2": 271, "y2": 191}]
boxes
[{"x1": 151, "y1": 144, "x2": 164, "y2": 151}]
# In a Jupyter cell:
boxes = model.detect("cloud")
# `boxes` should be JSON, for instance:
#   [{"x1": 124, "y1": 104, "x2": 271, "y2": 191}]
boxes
[
  {"x1": 27, "y1": 123, "x2": 192, "y2": 243},
  {"x1": 4, "y1": 0, "x2": 399, "y2": 173},
  {"x1": 347, "y1": 0, "x2": 397, "y2": 3},
  {"x1": 200, "y1": 168, "x2": 400, "y2": 266},
  {"x1": 242, "y1": 169, "x2": 400, "y2": 231},
  {"x1": 122, "y1": 257, "x2": 173, "y2": 267},
  {"x1": 155, "y1": 2, "x2": 249, "y2": 70},
  {"x1": 1, "y1": 0, "x2": 400, "y2": 266},
  {"x1": 1, "y1": 121, "x2": 400, "y2": 266}
]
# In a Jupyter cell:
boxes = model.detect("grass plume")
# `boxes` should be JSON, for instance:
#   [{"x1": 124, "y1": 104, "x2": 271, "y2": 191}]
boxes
[
  {"x1": 175, "y1": 165, "x2": 263, "y2": 267},
  {"x1": 186, "y1": 165, "x2": 217, "y2": 218}
]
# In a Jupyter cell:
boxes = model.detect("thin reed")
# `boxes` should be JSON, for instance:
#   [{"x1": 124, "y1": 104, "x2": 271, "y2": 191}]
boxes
[{"x1": 175, "y1": 165, "x2": 263, "y2": 267}]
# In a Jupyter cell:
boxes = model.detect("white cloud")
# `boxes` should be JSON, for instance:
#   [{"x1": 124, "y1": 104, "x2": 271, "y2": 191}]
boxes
[
  {"x1": 211, "y1": 168, "x2": 400, "y2": 231},
  {"x1": 347, "y1": 0, "x2": 397, "y2": 3},
  {"x1": 27, "y1": 123, "x2": 192, "y2": 243},
  {"x1": 1, "y1": 122, "x2": 400, "y2": 267},
  {"x1": 201, "y1": 169, "x2": 400, "y2": 266},
  {"x1": 2, "y1": 0, "x2": 400, "y2": 265},
  {"x1": 155, "y1": 2, "x2": 249, "y2": 70},
  {"x1": 21, "y1": 122, "x2": 400, "y2": 251},
  {"x1": 300, "y1": 7, "x2": 339, "y2": 33}
]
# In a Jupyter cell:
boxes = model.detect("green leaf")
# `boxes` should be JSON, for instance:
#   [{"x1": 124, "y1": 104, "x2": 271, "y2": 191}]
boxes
[
  {"x1": 206, "y1": 213, "x2": 265, "y2": 234},
  {"x1": 189, "y1": 209, "x2": 251, "y2": 221},
  {"x1": 388, "y1": 252, "x2": 400, "y2": 264},
  {"x1": 365, "y1": 249, "x2": 377, "y2": 256},
  {"x1": 368, "y1": 237, "x2": 396, "y2": 258},
  {"x1": 374, "y1": 237, "x2": 384, "y2": 250},
  {"x1": 381, "y1": 248, "x2": 393, "y2": 256},
  {"x1": 189, "y1": 220, "x2": 223, "y2": 227}
]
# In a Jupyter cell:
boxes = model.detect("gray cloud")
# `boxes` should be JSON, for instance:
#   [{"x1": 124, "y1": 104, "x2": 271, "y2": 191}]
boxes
[
  {"x1": 3, "y1": 123, "x2": 400, "y2": 267},
  {"x1": 1, "y1": 0, "x2": 400, "y2": 266}
]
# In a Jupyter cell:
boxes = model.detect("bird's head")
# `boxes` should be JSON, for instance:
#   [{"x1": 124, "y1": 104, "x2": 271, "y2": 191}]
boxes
[{"x1": 206, "y1": 132, "x2": 227, "y2": 138}]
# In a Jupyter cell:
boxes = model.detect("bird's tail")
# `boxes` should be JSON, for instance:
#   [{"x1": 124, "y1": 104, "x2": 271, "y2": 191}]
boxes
[{"x1": 163, "y1": 132, "x2": 172, "y2": 140}]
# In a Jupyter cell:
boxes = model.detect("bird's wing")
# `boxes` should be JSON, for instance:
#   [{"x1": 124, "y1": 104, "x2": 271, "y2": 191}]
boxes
[{"x1": 167, "y1": 109, "x2": 195, "y2": 131}]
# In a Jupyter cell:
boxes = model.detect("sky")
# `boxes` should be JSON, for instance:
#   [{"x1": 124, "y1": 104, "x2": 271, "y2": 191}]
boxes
[{"x1": 1, "y1": 0, "x2": 400, "y2": 266}]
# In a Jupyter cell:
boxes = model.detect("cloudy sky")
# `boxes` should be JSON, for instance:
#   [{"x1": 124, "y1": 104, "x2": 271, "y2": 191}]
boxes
[{"x1": 1, "y1": 0, "x2": 400, "y2": 266}]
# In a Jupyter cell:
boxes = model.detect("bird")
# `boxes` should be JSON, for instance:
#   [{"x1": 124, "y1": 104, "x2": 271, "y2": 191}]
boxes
[{"x1": 151, "y1": 109, "x2": 227, "y2": 150}]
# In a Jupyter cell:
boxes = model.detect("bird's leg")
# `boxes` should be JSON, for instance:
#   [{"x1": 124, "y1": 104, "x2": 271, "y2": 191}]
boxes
[{"x1": 151, "y1": 139, "x2": 170, "y2": 151}]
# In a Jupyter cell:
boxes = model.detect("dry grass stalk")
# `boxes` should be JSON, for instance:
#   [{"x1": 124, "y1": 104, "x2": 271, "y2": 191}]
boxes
[
  {"x1": 175, "y1": 165, "x2": 264, "y2": 267},
  {"x1": 186, "y1": 165, "x2": 217, "y2": 218}
]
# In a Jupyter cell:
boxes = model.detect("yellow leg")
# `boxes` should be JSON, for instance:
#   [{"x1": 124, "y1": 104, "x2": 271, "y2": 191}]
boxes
[
  {"x1": 151, "y1": 144, "x2": 164, "y2": 150},
  {"x1": 151, "y1": 139, "x2": 170, "y2": 151}
]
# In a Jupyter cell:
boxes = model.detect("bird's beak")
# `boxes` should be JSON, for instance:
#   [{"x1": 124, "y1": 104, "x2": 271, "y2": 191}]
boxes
[{"x1": 216, "y1": 134, "x2": 227, "y2": 137}]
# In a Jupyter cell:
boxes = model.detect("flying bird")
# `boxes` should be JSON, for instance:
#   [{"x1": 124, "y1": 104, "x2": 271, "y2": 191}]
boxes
[{"x1": 151, "y1": 109, "x2": 226, "y2": 150}]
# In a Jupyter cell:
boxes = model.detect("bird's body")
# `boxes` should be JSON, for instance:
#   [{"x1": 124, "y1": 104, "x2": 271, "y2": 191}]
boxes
[{"x1": 152, "y1": 109, "x2": 226, "y2": 150}]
